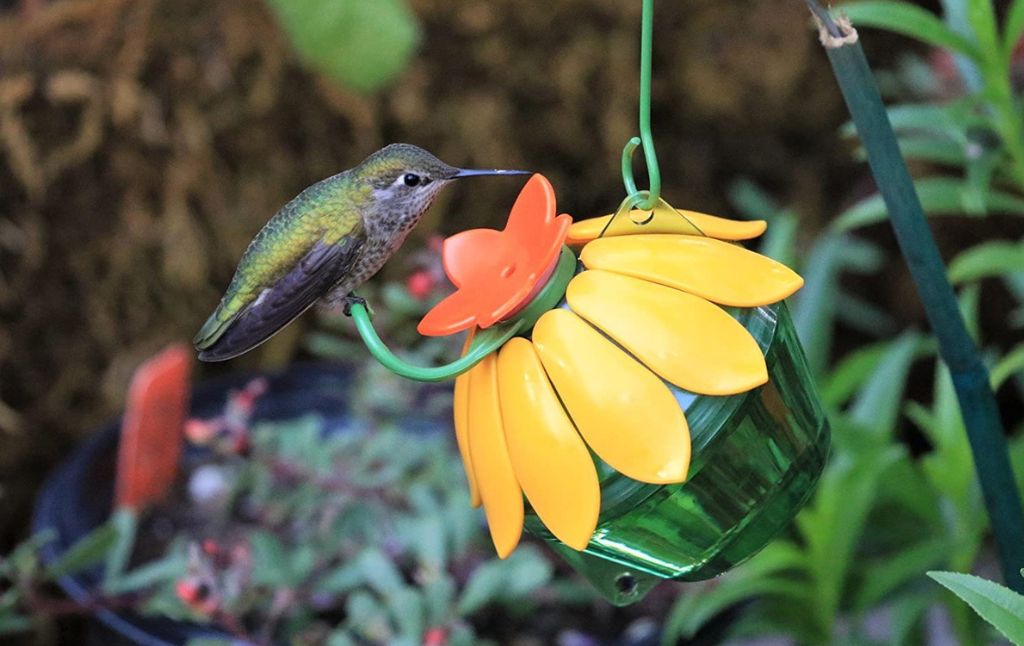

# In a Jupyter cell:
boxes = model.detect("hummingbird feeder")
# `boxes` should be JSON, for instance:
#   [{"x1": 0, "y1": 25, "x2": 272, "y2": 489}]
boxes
[
  {"x1": 323, "y1": 0, "x2": 827, "y2": 606},
  {"x1": 346, "y1": 0, "x2": 830, "y2": 606}
]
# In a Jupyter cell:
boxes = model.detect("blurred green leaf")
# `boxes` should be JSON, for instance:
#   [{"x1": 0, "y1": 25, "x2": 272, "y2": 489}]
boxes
[
  {"x1": 358, "y1": 547, "x2": 405, "y2": 597},
  {"x1": 266, "y1": 0, "x2": 420, "y2": 93},
  {"x1": 897, "y1": 137, "x2": 967, "y2": 166},
  {"x1": 842, "y1": 1, "x2": 981, "y2": 58},
  {"x1": 327, "y1": 630, "x2": 357, "y2": 646},
  {"x1": 792, "y1": 234, "x2": 844, "y2": 376},
  {"x1": 249, "y1": 531, "x2": 291, "y2": 586},
  {"x1": 965, "y1": 0, "x2": 1000, "y2": 64},
  {"x1": 457, "y1": 547, "x2": 552, "y2": 616},
  {"x1": 421, "y1": 574, "x2": 456, "y2": 626},
  {"x1": 45, "y1": 521, "x2": 120, "y2": 580},
  {"x1": 842, "y1": 103, "x2": 967, "y2": 142},
  {"x1": 835, "y1": 292, "x2": 898, "y2": 336},
  {"x1": 386, "y1": 587, "x2": 424, "y2": 641},
  {"x1": 928, "y1": 571, "x2": 1024, "y2": 643},
  {"x1": 848, "y1": 332, "x2": 921, "y2": 433},
  {"x1": 403, "y1": 515, "x2": 446, "y2": 573},
  {"x1": 821, "y1": 341, "x2": 897, "y2": 407},
  {"x1": 888, "y1": 591, "x2": 933, "y2": 646},
  {"x1": 103, "y1": 507, "x2": 138, "y2": 589},
  {"x1": 854, "y1": 537, "x2": 950, "y2": 611},
  {"x1": 0, "y1": 531, "x2": 55, "y2": 580},
  {"x1": 105, "y1": 553, "x2": 187, "y2": 595},
  {"x1": 992, "y1": 343, "x2": 1024, "y2": 390},
  {"x1": 797, "y1": 434, "x2": 903, "y2": 638},
  {"x1": 501, "y1": 547, "x2": 552, "y2": 599},
  {"x1": 457, "y1": 561, "x2": 505, "y2": 616},
  {"x1": 833, "y1": 178, "x2": 1024, "y2": 230},
  {"x1": 345, "y1": 590, "x2": 389, "y2": 638},
  {"x1": 316, "y1": 561, "x2": 365, "y2": 596},
  {"x1": 661, "y1": 541, "x2": 805, "y2": 643},
  {"x1": 949, "y1": 240, "x2": 1024, "y2": 283},
  {"x1": 958, "y1": 282, "x2": 982, "y2": 342},
  {"x1": 663, "y1": 575, "x2": 804, "y2": 642},
  {"x1": 305, "y1": 332, "x2": 364, "y2": 360},
  {"x1": 0, "y1": 611, "x2": 31, "y2": 636},
  {"x1": 1005, "y1": 0, "x2": 1024, "y2": 63}
]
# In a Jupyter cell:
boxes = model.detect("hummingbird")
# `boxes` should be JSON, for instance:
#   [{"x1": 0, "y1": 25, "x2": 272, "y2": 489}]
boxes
[{"x1": 193, "y1": 143, "x2": 528, "y2": 362}]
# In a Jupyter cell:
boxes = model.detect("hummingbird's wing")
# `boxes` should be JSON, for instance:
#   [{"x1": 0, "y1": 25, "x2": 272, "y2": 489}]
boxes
[{"x1": 194, "y1": 234, "x2": 364, "y2": 362}]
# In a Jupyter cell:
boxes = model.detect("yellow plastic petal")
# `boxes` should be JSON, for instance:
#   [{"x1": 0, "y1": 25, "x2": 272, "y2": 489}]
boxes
[
  {"x1": 567, "y1": 270, "x2": 768, "y2": 396},
  {"x1": 567, "y1": 206, "x2": 766, "y2": 245},
  {"x1": 497, "y1": 338, "x2": 600, "y2": 551},
  {"x1": 580, "y1": 234, "x2": 803, "y2": 307},
  {"x1": 453, "y1": 331, "x2": 480, "y2": 507},
  {"x1": 532, "y1": 309, "x2": 690, "y2": 484},
  {"x1": 467, "y1": 354, "x2": 523, "y2": 558}
]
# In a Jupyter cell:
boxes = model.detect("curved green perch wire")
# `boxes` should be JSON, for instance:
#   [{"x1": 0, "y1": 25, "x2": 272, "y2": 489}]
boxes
[
  {"x1": 350, "y1": 309, "x2": 522, "y2": 383},
  {"x1": 349, "y1": 247, "x2": 578, "y2": 383},
  {"x1": 805, "y1": 0, "x2": 1024, "y2": 593}
]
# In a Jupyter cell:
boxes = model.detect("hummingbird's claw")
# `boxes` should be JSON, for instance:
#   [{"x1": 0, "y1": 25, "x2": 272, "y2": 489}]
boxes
[{"x1": 342, "y1": 293, "x2": 371, "y2": 318}]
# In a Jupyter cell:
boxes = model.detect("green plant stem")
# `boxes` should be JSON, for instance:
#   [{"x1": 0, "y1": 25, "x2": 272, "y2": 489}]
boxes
[{"x1": 805, "y1": 2, "x2": 1024, "y2": 593}]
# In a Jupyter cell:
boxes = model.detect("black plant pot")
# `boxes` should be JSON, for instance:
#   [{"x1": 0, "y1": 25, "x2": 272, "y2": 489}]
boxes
[
  {"x1": 32, "y1": 362, "x2": 445, "y2": 646},
  {"x1": 33, "y1": 361, "x2": 721, "y2": 646}
]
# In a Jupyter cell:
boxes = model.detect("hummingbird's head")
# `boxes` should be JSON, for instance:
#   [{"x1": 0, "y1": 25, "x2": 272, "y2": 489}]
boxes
[{"x1": 355, "y1": 143, "x2": 529, "y2": 216}]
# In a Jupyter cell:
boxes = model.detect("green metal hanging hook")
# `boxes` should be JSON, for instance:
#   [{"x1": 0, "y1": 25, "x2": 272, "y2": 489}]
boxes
[{"x1": 621, "y1": 0, "x2": 661, "y2": 210}]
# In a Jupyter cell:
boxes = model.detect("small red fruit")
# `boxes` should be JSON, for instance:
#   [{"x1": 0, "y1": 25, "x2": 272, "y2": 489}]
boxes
[
  {"x1": 406, "y1": 269, "x2": 436, "y2": 300},
  {"x1": 423, "y1": 627, "x2": 447, "y2": 646}
]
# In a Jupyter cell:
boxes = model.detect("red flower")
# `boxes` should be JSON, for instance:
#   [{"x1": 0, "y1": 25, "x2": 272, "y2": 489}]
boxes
[{"x1": 418, "y1": 174, "x2": 571, "y2": 336}]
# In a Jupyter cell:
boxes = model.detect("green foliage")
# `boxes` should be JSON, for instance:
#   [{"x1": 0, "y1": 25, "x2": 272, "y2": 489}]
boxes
[
  {"x1": 833, "y1": 177, "x2": 1024, "y2": 230},
  {"x1": 838, "y1": 0, "x2": 1024, "y2": 227},
  {"x1": 929, "y1": 571, "x2": 1024, "y2": 643},
  {"x1": 949, "y1": 240, "x2": 1024, "y2": 283},
  {"x1": 841, "y1": 1, "x2": 981, "y2": 57},
  {"x1": 665, "y1": 158, "x2": 1024, "y2": 643},
  {"x1": 265, "y1": 0, "x2": 420, "y2": 93}
]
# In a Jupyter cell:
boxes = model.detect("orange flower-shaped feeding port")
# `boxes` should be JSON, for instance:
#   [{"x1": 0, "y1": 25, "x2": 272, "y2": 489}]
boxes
[
  {"x1": 416, "y1": 174, "x2": 572, "y2": 337},
  {"x1": 427, "y1": 181, "x2": 805, "y2": 559}
]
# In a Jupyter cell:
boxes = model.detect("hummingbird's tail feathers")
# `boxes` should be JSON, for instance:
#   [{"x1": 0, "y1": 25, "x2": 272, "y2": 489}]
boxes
[
  {"x1": 193, "y1": 311, "x2": 231, "y2": 351},
  {"x1": 193, "y1": 238, "x2": 362, "y2": 362}
]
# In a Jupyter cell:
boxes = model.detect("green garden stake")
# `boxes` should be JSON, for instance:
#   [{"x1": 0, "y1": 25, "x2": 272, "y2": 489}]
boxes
[{"x1": 803, "y1": 0, "x2": 1024, "y2": 593}]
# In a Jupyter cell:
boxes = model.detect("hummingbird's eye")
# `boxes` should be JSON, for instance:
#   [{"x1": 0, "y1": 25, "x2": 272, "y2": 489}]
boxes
[{"x1": 403, "y1": 173, "x2": 422, "y2": 187}]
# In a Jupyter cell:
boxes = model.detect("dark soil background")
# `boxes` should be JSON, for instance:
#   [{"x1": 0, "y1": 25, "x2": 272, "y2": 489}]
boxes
[{"x1": 2, "y1": 0, "x2": 1010, "y2": 566}]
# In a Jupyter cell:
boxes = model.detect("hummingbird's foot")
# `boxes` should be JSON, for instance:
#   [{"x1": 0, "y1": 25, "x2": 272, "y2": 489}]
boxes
[{"x1": 342, "y1": 293, "x2": 372, "y2": 318}]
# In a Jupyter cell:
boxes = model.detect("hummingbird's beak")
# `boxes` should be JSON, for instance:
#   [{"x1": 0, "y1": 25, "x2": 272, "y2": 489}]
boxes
[{"x1": 452, "y1": 168, "x2": 532, "y2": 179}]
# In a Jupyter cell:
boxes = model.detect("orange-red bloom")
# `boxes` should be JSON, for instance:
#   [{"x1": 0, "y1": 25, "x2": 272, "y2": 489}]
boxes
[{"x1": 417, "y1": 174, "x2": 571, "y2": 337}]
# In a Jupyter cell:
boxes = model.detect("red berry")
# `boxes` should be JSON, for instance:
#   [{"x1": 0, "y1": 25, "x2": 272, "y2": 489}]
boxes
[
  {"x1": 423, "y1": 627, "x2": 447, "y2": 646},
  {"x1": 176, "y1": 580, "x2": 200, "y2": 603},
  {"x1": 406, "y1": 270, "x2": 436, "y2": 300}
]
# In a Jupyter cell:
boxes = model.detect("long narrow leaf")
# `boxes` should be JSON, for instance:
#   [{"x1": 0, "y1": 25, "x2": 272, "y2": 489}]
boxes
[
  {"x1": 45, "y1": 522, "x2": 120, "y2": 580},
  {"x1": 965, "y1": 0, "x2": 1000, "y2": 64},
  {"x1": 1006, "y1": 0, "x2": 1024, "y2": 63},
  {"x1": 854, "y1": 537, "x2": 951, "y2": 611},
  {"x1": 928, "y1": 571, "x2": 1024, "y2": 643},
  {"x1": 834, "y1": 177, "x2": 1024, "y2": 230},
  {"x1": 948, "y1": 240, "x2": 1024, "y2": 283},
  {"x1": 841, "y1": 1, "x2": 981, "y2": 58},
  {"x1": 991, "y1": 344, "x2": 1024, "y2": 390}
]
